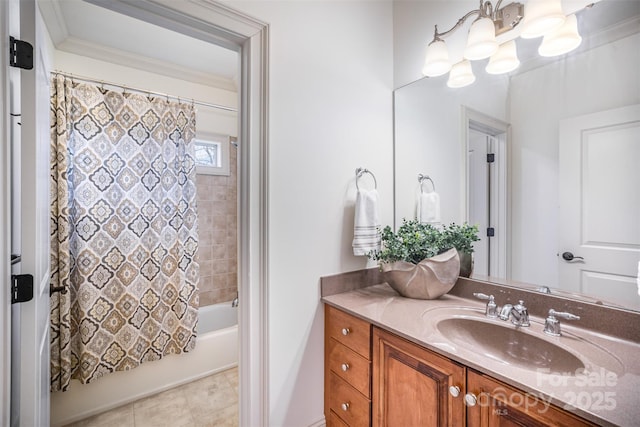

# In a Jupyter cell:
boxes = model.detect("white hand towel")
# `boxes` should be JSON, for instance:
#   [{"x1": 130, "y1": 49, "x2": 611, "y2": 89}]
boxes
[
  {"x1": 418, "y1": 191, "x2": 441, "y2": 224},
  {"x1": 352, "y1": 189, "x2": 381, "y2": 256}
]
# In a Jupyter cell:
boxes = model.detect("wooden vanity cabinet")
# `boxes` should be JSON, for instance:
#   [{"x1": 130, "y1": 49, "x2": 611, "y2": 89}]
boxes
[
  {"x1": 466, "y1": 370, "x2": 598, "y2": 427},
  {"x1": 372, "y1": 327, "x2": 466, "y2": 426},
  {"x1": 325, "y1": 306, "x2": 597, "y2": 427},
  {"x1": 325, "y1": 305, "x2": 372, "y2": 427}
]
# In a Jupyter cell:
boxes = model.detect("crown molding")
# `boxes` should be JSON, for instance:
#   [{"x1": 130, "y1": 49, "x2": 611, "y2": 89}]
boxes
[
  {"x1": 57, "y1": 36, "x2": 237, "y2": 92},
  {"x1": 37, "y1": 0, "x2": 69, "y2": 45}
]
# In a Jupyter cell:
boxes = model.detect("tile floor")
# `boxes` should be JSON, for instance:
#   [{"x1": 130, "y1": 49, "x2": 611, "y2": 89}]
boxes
[{"x1": 64, "y1": 367, "x2": 238, "y2": 427}]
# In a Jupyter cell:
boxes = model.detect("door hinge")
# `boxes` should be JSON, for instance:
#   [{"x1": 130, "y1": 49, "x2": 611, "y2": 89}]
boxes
[
  {"x1": 11, "y1": 274, "x2": 34, "y2": 304},
  {"x1": 487, "y1": 227, "x2": 495, "y2": 237},
  {"x1": 486, "y1": 153, "x2": 495, "y2": 163},
  {"x1": 9, "y1": 36, "x2": 33, "y2": 70}
]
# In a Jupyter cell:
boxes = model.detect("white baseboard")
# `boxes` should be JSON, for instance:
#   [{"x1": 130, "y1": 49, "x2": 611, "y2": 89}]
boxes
[{"x1": 308, "y1": 416, "x2": 326, "y2": 427}]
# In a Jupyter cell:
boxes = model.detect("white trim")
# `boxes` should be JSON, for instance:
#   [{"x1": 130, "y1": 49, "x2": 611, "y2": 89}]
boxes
[
  {"x1": 461, "y1": 106, "x2": 510, "y2": 278},
  {"x1": 36, "y1": 0, "x2": 68, "y2": 45},
  {"x1": 1, "y1": 2, "x2": 12, "y2": 425},
  {"x1": 56, "y1": 36, "x2": 238, "y2": 92},
  {"x1": 307, "y1": 417, "x2": 327, "y2": 427},
  {"x1": 74, "y1": 1, "x2": 271, "y2": 425},
  {"x1": 238, "y1": 21, "x2": 270, "y2": 427}
]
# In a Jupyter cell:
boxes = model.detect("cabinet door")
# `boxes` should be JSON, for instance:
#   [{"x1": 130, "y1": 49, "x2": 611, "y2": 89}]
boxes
[
  {"x1": 466, "y1": 370, "x2": 597, "y2": 427},
  {"x1": 373, "y1": 327, "x2": 466, "y2": 427}
]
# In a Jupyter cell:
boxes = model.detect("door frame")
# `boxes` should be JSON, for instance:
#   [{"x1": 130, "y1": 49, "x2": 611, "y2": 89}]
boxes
[
  {"x1": 1, "y1": 0, "x2": 13, "y2": 424},
  {"x1": 461, "y1": 106, "x2": 510, "y2": 279},
  {"x1": 1, "y1": 0, "x2": 271, "y2": 425}
]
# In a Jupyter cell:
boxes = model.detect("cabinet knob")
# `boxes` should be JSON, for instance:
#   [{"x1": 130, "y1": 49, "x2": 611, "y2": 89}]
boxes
[
  {"x1": 341, "y1": 363, "x2": 350, "y2": 372},
  {"x1": 341, "y1": 402, "x2": 350, "y2": 411},
  {"x1": 341, "y1": 328, "x2": 350, "y2": 336},
  {"x1": 449, "y1": 385, "x2": 461, "y2": 397},
  {"x1": 465, "y1": 393, "x2": 478, "y2": 407}
]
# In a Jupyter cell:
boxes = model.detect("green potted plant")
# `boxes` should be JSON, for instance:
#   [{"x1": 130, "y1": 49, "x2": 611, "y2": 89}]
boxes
[
  {"x1": 440, "y1": 222, "x2": 480, "y2": 278},
  {"x1": 368, "y1": 219, "x2": 479, "y2": 299}
]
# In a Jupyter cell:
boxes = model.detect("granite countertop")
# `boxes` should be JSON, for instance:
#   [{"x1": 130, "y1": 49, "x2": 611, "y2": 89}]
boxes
[{"x1": 322, "y1": 283, "x2": 640, "y2": 427}]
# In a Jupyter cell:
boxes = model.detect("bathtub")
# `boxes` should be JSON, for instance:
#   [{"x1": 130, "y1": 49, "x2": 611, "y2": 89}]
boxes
[{"x1": 50, "y1": 302, "x2": 238, "y2": 427}]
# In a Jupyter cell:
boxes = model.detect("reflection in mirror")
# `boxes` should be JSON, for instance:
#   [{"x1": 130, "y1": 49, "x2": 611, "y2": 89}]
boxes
[{"x1": 394, "y1": 0, "x2": 640, "y2": 311}]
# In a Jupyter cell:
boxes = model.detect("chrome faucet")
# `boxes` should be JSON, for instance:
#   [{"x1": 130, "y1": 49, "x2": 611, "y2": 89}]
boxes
[
  {"x1": 543, "y1": 309, "x2": 580, "y2": 336},
  {"x1": 231, "y1": 293, "x2": 239, "y2": 308},
  {"x1": 498, "y1": 300, "x2": 530, "y2": 327}
]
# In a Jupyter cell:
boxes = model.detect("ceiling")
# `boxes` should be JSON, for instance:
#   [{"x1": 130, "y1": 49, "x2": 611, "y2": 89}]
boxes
[{"x1": 39, "y1": 0, "x2": 239, "y2": 91}]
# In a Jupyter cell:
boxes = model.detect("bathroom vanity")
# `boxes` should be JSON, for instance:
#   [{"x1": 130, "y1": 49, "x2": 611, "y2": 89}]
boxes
[{"x1": 322, "y1": 270, "x2": 640, "y2": 427}]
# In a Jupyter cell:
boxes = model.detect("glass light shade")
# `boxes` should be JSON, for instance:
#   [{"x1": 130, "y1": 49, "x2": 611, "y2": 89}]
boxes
[
  {"x1": 485, "y1": 40, "x2": 520, "y2": 74},
  {"x1": 538, "y1": 14, "x2": 582, "y2": 57},
  {"x1": 422, "y1": 40, "x2": 451, "y2": 77},
  {"x1": 447, "y1": 60, "x2": 476, "y2": 88},
  {"x1": 463, "y1": 17, "x2": 498, "y2": 60},
  {"x1": 520, "y1": 0, "x2": 566, "y2": 39}
]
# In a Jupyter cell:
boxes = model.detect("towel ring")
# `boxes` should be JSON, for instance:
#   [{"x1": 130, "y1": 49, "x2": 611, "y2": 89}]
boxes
[
  {"x1": 418, "y1": 174, "x2": 435, "y2": 193},
  {"x1": 355, "y1": 167, "x2": 377, "y2": 190}
]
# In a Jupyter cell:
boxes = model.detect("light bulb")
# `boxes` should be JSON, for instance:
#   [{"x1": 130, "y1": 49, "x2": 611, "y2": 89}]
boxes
[
  {"x1": 520, "y1": 0, "x2": 565, "y2": 39},
  {"x1": 486, "y1": 40, "x2": 520, "y2": 74},
  {"x1": 538, "y1": 14, "x2": 582, "y2": 57},
  {"x1": 422, "y1": 39, "x2": 451, "y2": 77},
  {"x1": 447, "y1": 60, "x2": 476, "y2": 88},
  {"x1": 464, "y1": 17, "x2": 499, "y2": 60}
]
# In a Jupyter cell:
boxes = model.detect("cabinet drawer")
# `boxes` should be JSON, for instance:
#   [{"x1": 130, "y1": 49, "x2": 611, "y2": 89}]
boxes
[
  {"x1": 326, "y1": 305, "x2": 370, "y2": 358},
  {"x1": 327, "y1": 410, "x2": 350, "y2": 427},
  {"x1": 328, "y1": 338, "x2": 370, "y2": 398},
  {"x1": 328, "y1": 373, "x2": 370, "y2": 427}
]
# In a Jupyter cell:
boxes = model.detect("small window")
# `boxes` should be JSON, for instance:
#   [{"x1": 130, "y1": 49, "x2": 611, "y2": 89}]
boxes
[{"x1": 194, "y1": 134, "x2": 230, "y2": 176}]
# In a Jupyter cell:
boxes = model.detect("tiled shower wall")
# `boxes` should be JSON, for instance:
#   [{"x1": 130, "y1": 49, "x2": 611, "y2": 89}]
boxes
[{"x1": 196, "y1": 143, "x2": 237, "y2": 306}]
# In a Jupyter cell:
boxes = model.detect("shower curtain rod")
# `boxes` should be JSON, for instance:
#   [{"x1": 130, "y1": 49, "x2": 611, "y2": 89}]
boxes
[{"x1": 51, "y1": 71, "x2": 238, "y2": 113}]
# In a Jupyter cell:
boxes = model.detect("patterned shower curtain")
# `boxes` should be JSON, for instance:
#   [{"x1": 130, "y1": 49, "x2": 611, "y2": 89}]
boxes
[{"x1": 50, "y1": 75, "x2": 200, "y2": 391}]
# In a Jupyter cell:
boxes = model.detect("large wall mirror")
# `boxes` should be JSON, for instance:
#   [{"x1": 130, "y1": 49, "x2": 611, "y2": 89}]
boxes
[{"x1": 394, "y1": 0, "x2": 640, "y2": 311}]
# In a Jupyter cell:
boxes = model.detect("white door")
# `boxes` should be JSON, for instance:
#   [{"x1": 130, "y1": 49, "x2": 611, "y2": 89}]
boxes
[
  {"x1": 9, "y1": 0, "x2": 52, "y2": 425},
  {"x1": 559, "y1": 104, "x2": 640, "y2": 310},
  {"x1": 468, "y1": 129, "x2": 491, "y2": 276},
  {"x1": 467, "y1": 124, "x2": 507, "y2": 279}
]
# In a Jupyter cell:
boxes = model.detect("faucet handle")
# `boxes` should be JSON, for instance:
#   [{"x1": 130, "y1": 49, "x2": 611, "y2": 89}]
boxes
[
  {"x1": 473, "y1": 293, "x2": 498, "y2": 318},
  {"x1": 473, "y1": 292, "x2": 491, "y2": 300},
  {"x1": 549, "y1": 309, "x2": 580, "y2": 321},
  {"x1": 544, "y1": 309, "x2": 580, "y2": 336}
]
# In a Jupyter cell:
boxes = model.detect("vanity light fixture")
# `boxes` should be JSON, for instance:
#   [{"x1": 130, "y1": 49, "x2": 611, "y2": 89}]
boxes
[
  {"x1": 422, "y1": 0, "x2": 585, "y2": 86},
  {"x1": 447, "y1": 60, "x2": 476, "y2": 88},
  {"x1": 538, "y1": 13, "x2": 582, "y2": 56}
]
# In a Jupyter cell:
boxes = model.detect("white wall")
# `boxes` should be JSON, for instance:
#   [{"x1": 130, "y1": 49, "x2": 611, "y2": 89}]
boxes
[
  {"x1": 53, "y1": 51, "x2": 238, "y2": 138},
  {"x1": 223, "y1": 1, "x2": 394, "y2": 425},
  {"x1": 508, "y1": 32, "x2": 640, "y2": 287}
]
